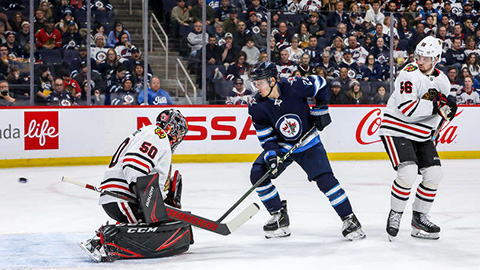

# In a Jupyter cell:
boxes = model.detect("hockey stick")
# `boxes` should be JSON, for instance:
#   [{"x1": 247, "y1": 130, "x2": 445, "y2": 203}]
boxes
[
  {"x1": 217, "y1": 126, "x2": 318, "y2": 222},
  {"x1": 431, "y1": 118, "x2": 445, "y2": 146},
  {"x1": 61, "y1": 176, "x2": 259, "y2": 236}
]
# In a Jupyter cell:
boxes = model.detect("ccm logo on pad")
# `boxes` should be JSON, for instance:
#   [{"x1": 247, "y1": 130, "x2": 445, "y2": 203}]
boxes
[{"x1": 24, "y1": 111, "x2": 59, "y2": 150}]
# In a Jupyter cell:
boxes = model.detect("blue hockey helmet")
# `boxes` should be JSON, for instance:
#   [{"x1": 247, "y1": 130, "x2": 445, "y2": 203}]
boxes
[{"x1": 250, "y1": 61, "x2": 278, "y2": 81}]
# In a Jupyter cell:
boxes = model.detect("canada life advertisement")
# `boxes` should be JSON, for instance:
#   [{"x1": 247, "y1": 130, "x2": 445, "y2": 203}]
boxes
[{"x1": 0, "y1": 105, "x2": 478, "y2": 164}]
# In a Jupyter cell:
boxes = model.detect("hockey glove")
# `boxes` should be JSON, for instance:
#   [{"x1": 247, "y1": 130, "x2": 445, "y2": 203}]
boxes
[
  {"x1": 164, "y1": 170, "x2": 183, "y2": 208},
  {"x1": 264, "y1": 150, "x2": 281, "y2": 179},
  {"x1": 432, "y1": 93, "x2": 457, "y2": 121},
  {"x1": 310, "y1": 104, "x2": 332, "y2": 131}
]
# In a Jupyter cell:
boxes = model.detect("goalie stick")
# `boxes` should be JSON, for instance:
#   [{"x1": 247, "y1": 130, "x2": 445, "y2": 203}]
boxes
[
  {"x1": 217, "y1": 126, "x2": 318, "y2": 222},
  {"x1": 61, "y1": 176, "x2": 259, "y2": 236}
]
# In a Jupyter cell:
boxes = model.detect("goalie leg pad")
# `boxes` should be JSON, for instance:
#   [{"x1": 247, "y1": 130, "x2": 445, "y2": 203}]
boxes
[
  {"x1": 99, "y1": 221, "x2": 193, "y2": 261},
  {"x1": 413, "y1": 166, "x2": 442, "y2": 213},
  {"x1": 136, "y1": 174, "x2": 169, "y2": 223},
  {"x1": 391, "y1": 162, "x2": 418, "y2": 213}
]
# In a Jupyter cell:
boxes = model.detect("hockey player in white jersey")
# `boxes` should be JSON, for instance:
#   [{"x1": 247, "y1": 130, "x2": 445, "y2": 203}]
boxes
[
  {"x1": 379, "y1": 36, "x2": 457, "y2": 241},
  {"x1": 79, "y1": 109, "x2": 191, "y2": 262}
]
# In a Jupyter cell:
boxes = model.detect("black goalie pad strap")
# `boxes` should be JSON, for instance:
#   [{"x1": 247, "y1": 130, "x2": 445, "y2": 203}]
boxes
[{"x1": 136, "y1": 174, "x2": 169, "y2": 223}]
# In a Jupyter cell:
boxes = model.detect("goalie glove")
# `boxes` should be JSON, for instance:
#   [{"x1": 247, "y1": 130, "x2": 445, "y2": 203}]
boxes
[
  {"x1": 164, "y1": 170, "x2": 183, "y2": 208},
  {"x1": 264, "y1": 150, "x2": 282, "y2": 179},
  {"x1": 432, "y1": 93, "x2": 457, "y2": 121},
  {"x1": 310, "y1": 104, "x2": 332, "y2": 131}
]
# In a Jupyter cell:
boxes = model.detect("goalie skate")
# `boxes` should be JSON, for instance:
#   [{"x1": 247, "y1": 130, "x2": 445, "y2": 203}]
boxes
[
  {"x1": 77, "y1": 238, "x2": 110, "y2": 262},
  {"x1": 342, "y1": 214, "x2": 366, "y2": 241},
  {"x1": 264, "y1": 200, "x2": 291, "y2": 239},
  {"x1": 411, "y1": 211, "x2": 440, "y2": 240},
  {"x1": 386, "y1": 210, "x2": 403, "y2": 242}
]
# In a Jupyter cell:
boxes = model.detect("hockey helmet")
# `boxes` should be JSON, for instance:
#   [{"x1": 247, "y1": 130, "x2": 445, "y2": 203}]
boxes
[
  {"x1": 250, "y1": 61, "x2": 278, "y2": 81},
  {"x1": 156, "y1": 109, "x2": 188, "y2": 152},
  {"x1": 415, "y1": 36, "x2": 442, "y2": 62}
]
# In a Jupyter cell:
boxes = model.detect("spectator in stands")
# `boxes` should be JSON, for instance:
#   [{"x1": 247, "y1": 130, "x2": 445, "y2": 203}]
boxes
[
  {"x1": 246, "y1": 11, "x2": 261, "y2": 34},
  {"x1": 0, "y1": 80, "x2": 15, "y2": 106},
  {"x1": 294, "y1": 22, "x2": 311, "y2": 50},
  {"x1": 440, "y1": 2, "x2": 457, "y2": 23},
  {"x1": 54, "y1": 0, "x2": 74, "y2": 21},
  {"x1": 0, "y1": 44, "x2": 9, "y2": 78},
  {"x1": 382, "y1": 16, "x2": 398, "y2": 39},
  {"x1": 419, "y1": 0, "x2": 441, "y2": 24},
  {"x1": 347, "y1": 35, "x2": 368, "y2": 65},
  {"x1": 253, "y1": 21, "x2": 268, "y2": 52},
  {"x1": 370, "y1": 37, "x2": 389, "y2": 66},
  {"x1": 462, "y1": 18, "x2": 475, "y2": 39},
  {"x1": 273, "y1": 21, "x2": 290, "y2": 51},
  {"x1": 34, "y1": 9, "x2": 46, "y2": 33},
  {"x1": 111, "y1": 78, "x2": 138, "y2": 105},
  {"x1": 462, "y1": 53, "x2": 480, "y2": 78},
  {"x1": 397, "y1": 16, "x2": 413, "y2": 41},
  {"x1": 114, "y1": 32, "x2": 132, "y2": 53},
  {"x1": 370, "y1": 85, "x2": 388, "y2": 105},
  {"x1": 364, "y1": 0, "x2": 384, "y2": 26},
  {"x1": 437, "y1": 26, "x2": 452, "y2": 54},
  {"x1": 106, "y1": 65, "x2": 129, "y2": 94},
  {"x1": 55, "y1": 9, "x2": 75, "y2": 34},
  {"x1": 9, "y1": 12, "x2": 24, "y2": 33},
  {"x1": 371, "y1": 23, "x2": 389, "y2": 44},
  {"x1": 38, "y1": 0, "x2": 53, "y2": 19},
  {"x1": 459, "y1": 67, "x2": 480, "y2": 90},
  {"x1": 269, "y1": 37, "x2": 279, "y2": 63},
  {"x1": 225, "y1": 77, "x2": 253, "y2": 105},
  {"x1": 384, "y1": 1, "x2": 400, "y2": 21},
  {"x1": 223, "y1": 8, "x2": 239, "y2": 35},
  {"x1": 187, "y1": 21, "x2": 208, "y2": 57},
  {"x1": 464, "y1": 36, "x2": 479, "y2": 57},
  {"x1": 447, "y1": 67, "x2": 462, "y2": 94},
  {"x1": 171, "y1": 0, "x2": 192, "y2": 38},
  {"x1": 226, "y1": 51, "x2": 248, "y2": 81},
  {"x1": 276, "y1": 49, "x2": 297, "y2": 78},
  {"x1": 424, "y1": 15, "x2": 437, "y2": 36},
  {"x1": 346, "y1": 12, "x2": 363, "y2": 39},
  {"x1": 409, "y1": 22, "x2": 426, "y2": 51},
  {"x1": 215, "y1": 0, "x2": 232, "y2": 23},
  {"x1": 327, "y1": 1, "x2": 348, "y2": 27},
  {"x1": 212, "y1": 22, "x2": 226, "y2": 47},
  {"x1": 346, "y1": 79, "x2": 369, "y2": 104},
  {"x1": 35, "y1": 17, "x2": 61, "y2": 50},
  {"x1": 62, "y1": 22, "x2": 83, "y2": 50},
  {"x1": 90, "y1": 0, "x2": 113, "y2": 11},
  {"x1": 15, "y1": 21, "x2": 30, "y2": 50},
  {"x1": 326, "y1": 36, "x2": 345, "y2": 64},
  {"x1": 6, "y1": 67, "x2": 27, "y2": 87},
  {"x1": 35, "y1": 64, "x2": 53, "y2": 103},
  {"x1": 47, "y1": 77, "x2": 77, "y2": 106},
  {"x1": 443, "y1": 37, "x2": 465, "y2": 71},
  {"x1": 332, "y1": 66, "x2": 350, "y2": 93},
  {"x1": 222, "y1": 32, "x2": 238, "y2": 64},
  {"x1": 286, "y1": 37, "x2": 303, "y2": 64},
  {"x1": 60, "y1": 70, "x2": 82, "y2": 99},
  {"x1": 337, "y1": 49, "x2": 362, "y2": 80},
  {"x1": 457, "y1": 75, "x2": 480, "y2": 104},
  {"x1": 91, "y1": 22, "x2": 107, "y2": 45},
  {"x1": 91, "y1": 33, "x2": 108, "y2": 65},
  {"x1": 304, "y1": 36, "x2": 321, "y2": 65},
  {"x1": 233, "y1": 20, "x2": 251, "y2": 50},
  {"x1": 71, "y1": 45, "x2": 98, "y2": 74},
  {"x1": 190, "y1": 0, "x2": 215, "y2": 25},
  {"x1": 132, "y1": 63, "x2": 152, "y2": 92},
  {"x1": 0, "y1": 21, "x2": 7, "y2": 44},
  {"x1": 297, "y1": 53, "x2": 315, "y2": 77},
  {"x1": 4, "y1": 32, "x2": 26, "y2": 58},
  {"x1": 107, "y1": 22, "x2": 131, "y2": 48},
  {"x1": 73, "y1": 63, "x2": 106, "y2": 100},
  {"x1": 128, "y1": 47, "x2": 153, "y2": 76},
  {"x1": 138, "y1": 76, "x2": 173, "y2": 105},
  {"x1": 392, "y1": 36, "x2": 407, "y2": 65},
  {"x1": 308, "y1": 12, "x2": 324, "y2": 38},
  {"x1": 241, "y1": 37, "x2": 259, "y2": 66},
  {"x1": 247, "y1": 0, "x2": 267, "y2": 21},
  {"x1": 331, "y1": 23, "x2": 348, "y2": 45},
  {"x1": 459, "y1": 2, "x2": 475, "y2": 24},
  {"x1": 317, "y1": 50, "x2": 337, "y2": 79},
  {"x1": 329, "y1": 80, "x2": 348, "y2": 104}
]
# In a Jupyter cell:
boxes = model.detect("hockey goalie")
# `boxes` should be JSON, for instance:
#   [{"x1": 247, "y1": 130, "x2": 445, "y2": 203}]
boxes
[{"x1": 79, "y1": 109, "x2": 192, "y2": 262}]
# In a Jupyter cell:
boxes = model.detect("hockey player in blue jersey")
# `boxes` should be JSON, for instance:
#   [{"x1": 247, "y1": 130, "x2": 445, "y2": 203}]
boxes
[{"x1": 248, "y1": 61, "x2": 366, "y2": 240}]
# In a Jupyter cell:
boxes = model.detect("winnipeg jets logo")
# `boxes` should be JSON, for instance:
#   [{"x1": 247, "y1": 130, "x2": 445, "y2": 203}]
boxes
[{"x1": 275, "y1": 114, "x2": 302, "y2": 141}]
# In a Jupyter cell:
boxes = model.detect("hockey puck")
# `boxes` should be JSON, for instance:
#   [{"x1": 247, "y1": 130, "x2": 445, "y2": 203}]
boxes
[{"x1": 18, "y1": 177, "x2": 28, "y2": 183}]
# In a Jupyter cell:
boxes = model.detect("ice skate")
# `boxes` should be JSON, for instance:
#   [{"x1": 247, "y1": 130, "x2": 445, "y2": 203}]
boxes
[
  {"x1": 411, "y1": 211, "x2": 440, "y2": 240},
  {"x1": 341, "y1": 213, "x2": 366, "y2": 241},
  {"x1": 386, "y1": 210, "x2": 403, "y2": 242},
  {"x1": 77, "y1": 237, "x2": 109, "y2": 262},
  {"x1": 264, "y1": 200, "x2": 291, "y2": 239}
]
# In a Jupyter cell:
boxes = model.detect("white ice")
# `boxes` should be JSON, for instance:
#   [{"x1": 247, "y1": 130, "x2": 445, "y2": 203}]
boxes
[{"x1": 1, "y1": 160, "x2": 479, "y2": 270}]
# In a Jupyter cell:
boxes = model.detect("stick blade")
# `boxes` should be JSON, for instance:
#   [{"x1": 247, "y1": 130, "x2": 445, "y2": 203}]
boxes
[{"x1": 225, "y1": 203, "x2": 260, "y2": 233}]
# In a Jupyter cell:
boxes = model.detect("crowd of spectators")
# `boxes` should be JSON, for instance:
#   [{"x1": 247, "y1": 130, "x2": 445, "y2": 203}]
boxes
[
  {"x1": 0, "y1": 0, "x2": 172, "y2": 106},
  {"x1": 169, "y1": 0, "x2": 480, "y2": 105}
]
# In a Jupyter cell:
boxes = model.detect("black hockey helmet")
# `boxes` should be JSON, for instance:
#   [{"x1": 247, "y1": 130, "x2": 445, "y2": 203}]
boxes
[
  {"x1": 250, "y1": 61, "x2": 278, "y2": 81},
  {"x1": 156, "y1": 109, "x2": 188, "y2": 152}
]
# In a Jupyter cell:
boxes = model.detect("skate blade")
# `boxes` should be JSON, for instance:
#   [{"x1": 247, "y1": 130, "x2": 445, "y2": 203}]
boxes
[
  {"x1": 345, "y1": 228, "x2": 366, "y2": 241},
  {"x1": 387, "y1": 234, "x2": 395, "y2": 242},
  {"x1": 265, "y1": 227, "x2": 291, "y2": 239},
  {"x1": 77, "y1": 241, "x2": 103, "y2": 262},
  {"x1": 411, "y1": 228, "x2": 440, "y2": 240}
]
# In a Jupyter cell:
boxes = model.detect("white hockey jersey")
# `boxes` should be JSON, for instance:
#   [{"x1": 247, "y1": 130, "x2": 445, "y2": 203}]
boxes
[
  {"x1": 379, "y1": 63, "x2": 452, "y2": 142},
  {"x1": 98, "y1": 124, "x2": 172, "y2": 205}
]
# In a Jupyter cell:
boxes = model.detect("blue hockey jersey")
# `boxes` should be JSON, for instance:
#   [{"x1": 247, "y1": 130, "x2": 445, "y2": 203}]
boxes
[{"x1": 248, "y1": 75, "x2": 328, "y2": 154}]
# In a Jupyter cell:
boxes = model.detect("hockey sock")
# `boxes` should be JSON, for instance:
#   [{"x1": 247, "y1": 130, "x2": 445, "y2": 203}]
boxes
[
  {"x1": 413, "y1": 166, "x2": 441, "y2": 213},
  {"x1": 390, "y1": 179, "x2": 411, "y2": 213},
  {"x1": 256, "y1": 182, "x2": 283, "y2": 213},
  {"x1": 315, "y1": 173, "x2": 353, "y2": 218}
]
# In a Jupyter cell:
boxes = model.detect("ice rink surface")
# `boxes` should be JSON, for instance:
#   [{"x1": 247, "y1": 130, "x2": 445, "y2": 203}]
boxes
[{"x1": 1, "y1": 160, "x2": 479, "y2": 270}]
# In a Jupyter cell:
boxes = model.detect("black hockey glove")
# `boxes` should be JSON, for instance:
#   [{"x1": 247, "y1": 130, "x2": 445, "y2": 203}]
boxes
[
  {"x1": 310, "y1": 104, "x2": 332, "y2": 131},
  {"x1": 432, "y1": 93, "x2": 457, "y2": 121},
  {"x1": 164, "y1": 170, "x2": 183, "y2": 209},
  {"x1": 264, "y1": 150, "x2": 281, "y2": 179}
]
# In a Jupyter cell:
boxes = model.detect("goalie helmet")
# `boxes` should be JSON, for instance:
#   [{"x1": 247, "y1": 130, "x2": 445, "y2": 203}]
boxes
[
  {"x1": 415, "y1": 36, "x2": 442, "y2": 62},
  {"x1": 156, "y1": 109, "x2": 188, "y2": 152},
  {"x1": 250, "y1": 61, "x2": 278, "y2": 81}
]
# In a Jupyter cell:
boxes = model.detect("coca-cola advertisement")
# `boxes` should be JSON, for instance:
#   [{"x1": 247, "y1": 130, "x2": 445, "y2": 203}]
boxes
[{"x1": 24, "y1": 111, "x2": 59, "y2": 150}]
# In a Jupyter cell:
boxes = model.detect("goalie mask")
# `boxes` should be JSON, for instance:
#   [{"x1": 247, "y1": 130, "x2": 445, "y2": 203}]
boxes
[{"x1": 156, "y1": 109, "x2": 188, "y2": 152}]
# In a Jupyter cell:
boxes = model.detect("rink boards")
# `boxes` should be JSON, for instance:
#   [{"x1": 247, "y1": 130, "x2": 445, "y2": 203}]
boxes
[{"x1": 0, "y1": 105, "x2": 479, "y2": 167}]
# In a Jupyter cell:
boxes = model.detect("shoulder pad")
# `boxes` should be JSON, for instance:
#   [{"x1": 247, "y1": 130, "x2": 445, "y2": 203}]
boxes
[{"x1": 403, "y1": 64, "x2": 418, "y2": 72}]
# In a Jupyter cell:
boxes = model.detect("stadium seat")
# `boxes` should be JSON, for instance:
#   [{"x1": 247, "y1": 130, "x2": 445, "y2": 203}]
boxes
[
  {"x1": 63, "y1": 49, "x2": 79, "y2": 65},
  {"x1": 38, "y1": 49, "x2": 63, "y2": 64}
]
